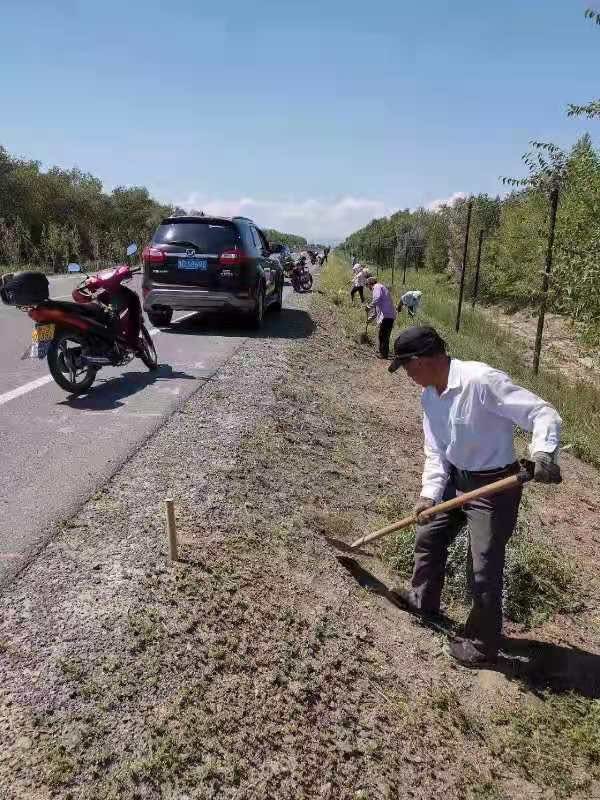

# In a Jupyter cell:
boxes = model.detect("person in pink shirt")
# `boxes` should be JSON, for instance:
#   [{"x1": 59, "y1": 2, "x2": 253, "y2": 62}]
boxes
[{"x1": 366, "y1": 277, "x2": 397, "y2": 359}]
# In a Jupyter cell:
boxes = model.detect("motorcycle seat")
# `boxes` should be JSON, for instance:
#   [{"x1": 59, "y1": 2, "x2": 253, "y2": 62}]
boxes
[{"x1": 42, "y1": 299, "x2": 113, "y2": 324}]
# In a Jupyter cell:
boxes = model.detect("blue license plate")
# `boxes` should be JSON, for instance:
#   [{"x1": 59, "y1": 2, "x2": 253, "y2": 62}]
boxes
[{"x1": 178, "y1": 258, "x2": 208, "y2": 271}]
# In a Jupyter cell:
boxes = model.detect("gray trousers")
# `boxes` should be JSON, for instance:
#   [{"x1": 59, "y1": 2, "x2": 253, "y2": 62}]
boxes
[{"x1": 410, "y1": 464, "x2": 522, "y2": 655}]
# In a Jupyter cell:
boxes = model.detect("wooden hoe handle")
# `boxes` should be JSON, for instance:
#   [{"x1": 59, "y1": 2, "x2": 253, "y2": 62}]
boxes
[{"x1": 350, "y1": 463, "x2": 534, "y2": 550}]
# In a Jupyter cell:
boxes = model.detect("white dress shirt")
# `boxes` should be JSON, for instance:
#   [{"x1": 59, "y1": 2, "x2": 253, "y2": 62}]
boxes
[{"x1": 421, "y1": 358, "x2": 562, "y2": 502}]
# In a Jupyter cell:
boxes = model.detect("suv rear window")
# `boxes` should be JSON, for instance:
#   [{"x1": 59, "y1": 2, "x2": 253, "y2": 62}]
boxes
[{"x1": 153, "y1": 221, "x2": 240, "y2": 253}]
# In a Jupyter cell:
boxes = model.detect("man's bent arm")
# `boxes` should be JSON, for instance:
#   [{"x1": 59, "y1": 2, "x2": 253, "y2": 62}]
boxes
[{"x1": 483, "y1": 370, "x2": 562, "y2": 455}]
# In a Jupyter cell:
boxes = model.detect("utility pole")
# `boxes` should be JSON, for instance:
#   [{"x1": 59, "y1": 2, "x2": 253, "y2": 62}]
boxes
[
  {"x1": 455, "y1": 198, "x2": 473, "y2": 332},
  {"x1": 533, "y1": 185, "x2": 559, "y2": 374},
  {"x1": 471, "y1": 228, "x2": 485, "y2": 309}
]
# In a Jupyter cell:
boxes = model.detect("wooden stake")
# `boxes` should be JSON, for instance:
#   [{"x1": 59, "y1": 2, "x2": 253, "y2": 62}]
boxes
[{"x1": 164, "y1": 498, "x2": 178, "y2": 562}]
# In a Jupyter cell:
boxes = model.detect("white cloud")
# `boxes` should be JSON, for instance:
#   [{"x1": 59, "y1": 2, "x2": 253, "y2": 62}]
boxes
[
  {"x1": 426, "y1": 191, "x2": 467, "y2": 212},
  {"x1": 175, "y1": 194, "x2": 391, "y2": 243}
]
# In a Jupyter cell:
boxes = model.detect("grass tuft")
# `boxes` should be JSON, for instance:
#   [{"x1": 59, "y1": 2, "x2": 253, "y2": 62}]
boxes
[
  {"x1": 503, "y1": 526, "x2": 580, "y2": 626},
  {"x1": 492, "y1": 693, "x2": 600, "y2": 797},
  {"x1": 380, "y1": 520, "x2": 577, "y2": 628}
]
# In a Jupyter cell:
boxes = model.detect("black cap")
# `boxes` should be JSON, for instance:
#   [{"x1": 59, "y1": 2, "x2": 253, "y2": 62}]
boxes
[{"x1": 388, "y1": 326, "x2": 446, "y2": 373}]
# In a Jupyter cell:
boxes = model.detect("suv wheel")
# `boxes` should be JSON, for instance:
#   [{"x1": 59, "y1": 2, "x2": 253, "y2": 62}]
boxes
[
  {"x1": 250, "y1": 288, "x2": 265, "y2": 329},
  {"x1": 148, "y1": 309, "x2": 173, "y2": 327},
  {"x1": 271, "y1": 279, "x2": 283, "y2": 312}
]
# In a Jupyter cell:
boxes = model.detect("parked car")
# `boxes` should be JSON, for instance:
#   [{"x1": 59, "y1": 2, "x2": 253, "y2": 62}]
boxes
[{"x1": 142, "y1": 215, "x2": 284, "y2": 328}]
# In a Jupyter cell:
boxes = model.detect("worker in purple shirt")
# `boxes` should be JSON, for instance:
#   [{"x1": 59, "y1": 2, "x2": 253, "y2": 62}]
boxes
[{"x1": 365, "y1": 277, "x2": 397, "y2": 359}]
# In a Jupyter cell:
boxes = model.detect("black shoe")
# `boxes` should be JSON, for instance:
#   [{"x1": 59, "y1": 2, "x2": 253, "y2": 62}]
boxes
[{"x1": 446, "y1": 638, "x2": 497, "y2": 668}]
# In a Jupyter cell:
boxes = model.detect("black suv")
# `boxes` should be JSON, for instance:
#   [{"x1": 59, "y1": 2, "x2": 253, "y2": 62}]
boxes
[{"x1": 142, "y1": 215, "x2": 284, "y2": 328}]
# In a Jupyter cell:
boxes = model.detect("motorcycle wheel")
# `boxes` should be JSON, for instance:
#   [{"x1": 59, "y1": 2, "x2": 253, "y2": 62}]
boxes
[
  {"x1": 301, "y1": 273, "x2": 313, "y2": 291},
  {"x1": 139, "y1": 325, "x2": 158, "y2": 370},
  {"x1": 47, "y1": 330, "x2": 97, "y2": 395}
]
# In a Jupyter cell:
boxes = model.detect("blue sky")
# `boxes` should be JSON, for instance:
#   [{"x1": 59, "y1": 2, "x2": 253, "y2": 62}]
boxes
[{"x1": 1, "y1": 0, "x2": 598, "y2": 240}]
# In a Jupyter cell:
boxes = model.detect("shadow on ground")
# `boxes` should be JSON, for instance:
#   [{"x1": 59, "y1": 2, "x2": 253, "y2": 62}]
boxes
[
  {"x1": 161, "y1": 306, "x2": 316, "y2": 341},
  {"x1": 339, "y1": 556, "x2": 600, "y2": 700},
  {"x1": 58, "y1": 364, "x2": 198, "y2": 411}
]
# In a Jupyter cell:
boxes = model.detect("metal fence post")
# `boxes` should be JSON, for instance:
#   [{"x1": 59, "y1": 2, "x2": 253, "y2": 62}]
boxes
[
  {"x1": 471, "y1": 228, "x2": 484, "y2": 309},
  {"x1": 533, "y1": 185, "x2": 559, "y2": 374},
  {"x1": 455, "y1": 198, "x2": 473, "y2": 332}
]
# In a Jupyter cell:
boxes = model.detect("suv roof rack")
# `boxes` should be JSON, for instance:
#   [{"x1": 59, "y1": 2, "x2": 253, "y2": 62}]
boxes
[{"x1": 162, "y1": 214, "x2": 231, "y2": 222}]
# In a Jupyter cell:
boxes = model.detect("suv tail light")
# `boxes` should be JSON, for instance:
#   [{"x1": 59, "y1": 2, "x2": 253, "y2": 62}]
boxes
[
  {"x1": 142, "y1": 246, "x2": 166, "y2": 265},
  {"x1": 219, "y1": 248, "x2": 248, "y2": 267}
]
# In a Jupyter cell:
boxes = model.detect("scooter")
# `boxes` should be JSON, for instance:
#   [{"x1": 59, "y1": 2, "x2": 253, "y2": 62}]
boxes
[{"x1": 0, "y1": 244, "x2": 158, "y2": 395}]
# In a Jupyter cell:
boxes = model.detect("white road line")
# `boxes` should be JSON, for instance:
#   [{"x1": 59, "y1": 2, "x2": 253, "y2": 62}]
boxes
[
  {"x1": 0, "y1": 375, "x2": 53, "y2": 407},
  {"x1": 0, "y1": 311, "x2": 201, "y2": 405}
]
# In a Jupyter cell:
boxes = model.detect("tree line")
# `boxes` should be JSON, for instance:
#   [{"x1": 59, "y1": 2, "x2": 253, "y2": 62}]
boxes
[
  {"x1": 341, "y1": 133, "x2": 600, "y2": 344},
  {"x1": 0, "y1": 145, "x2": 305, "y2": 271},
  {"x1": 263, "y1": 229, "x2": 307, "y2": 248}
]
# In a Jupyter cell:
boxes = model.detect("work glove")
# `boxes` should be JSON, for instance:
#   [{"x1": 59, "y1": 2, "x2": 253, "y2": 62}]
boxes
[
  {"x1": 414, "y1": 496, "x2": 435, "y2": 523},
  {"x1": 533, "y1": 451, "x2": 562, "y2": 484}
]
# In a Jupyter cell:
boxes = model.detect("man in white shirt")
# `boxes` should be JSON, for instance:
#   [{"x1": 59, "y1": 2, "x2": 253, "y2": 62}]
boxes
[
  {"x1": 398, "y1": 290, "x2": 423, "y2": 318},
  {"x1": 387, "y1": 325, "x2": 562, "y2": 667}
]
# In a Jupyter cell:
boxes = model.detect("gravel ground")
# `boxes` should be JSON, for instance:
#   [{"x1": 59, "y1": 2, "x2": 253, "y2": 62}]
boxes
[{"x1": 1, "y1": 280, "x2": 599, "y2": 799}]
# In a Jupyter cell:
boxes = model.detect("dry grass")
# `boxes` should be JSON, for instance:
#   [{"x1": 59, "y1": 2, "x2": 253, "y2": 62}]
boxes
[{"x1": 322, "y1": 254, "x2": 600, "y2": 466}]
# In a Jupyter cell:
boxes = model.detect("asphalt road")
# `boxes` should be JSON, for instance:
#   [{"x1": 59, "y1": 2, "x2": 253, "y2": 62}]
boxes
[{"x1": 0, "y1": 273, "x2": 294, "y2": 586}]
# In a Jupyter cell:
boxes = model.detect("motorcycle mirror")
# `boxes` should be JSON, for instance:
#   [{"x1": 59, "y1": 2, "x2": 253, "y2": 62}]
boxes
[
  {"x1": 67, "y1": 262, "x2": 82, "y2": 273},
  {"x1": 126, "y1": 243, "x2": 138, "y2": 257}
]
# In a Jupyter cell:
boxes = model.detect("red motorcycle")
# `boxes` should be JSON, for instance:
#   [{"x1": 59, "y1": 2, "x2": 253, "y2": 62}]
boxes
[{"x1": 0, "y1": 244, "x2": 158, "y2": 395}]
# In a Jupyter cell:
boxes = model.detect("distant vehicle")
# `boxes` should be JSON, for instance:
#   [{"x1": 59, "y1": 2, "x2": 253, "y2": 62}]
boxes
[
  {"x1": 0, "y1": 244, "x2": 158, "y2": 395},
  {"x1": 142, "y1": 215, "x2": 284, "y2": 328},
  {"x1": 291, "y1": 257, "x2": 313, "y2": 293},
  {"x1": 269, "y1": 243, "x2": 294, "y2": 275}
]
